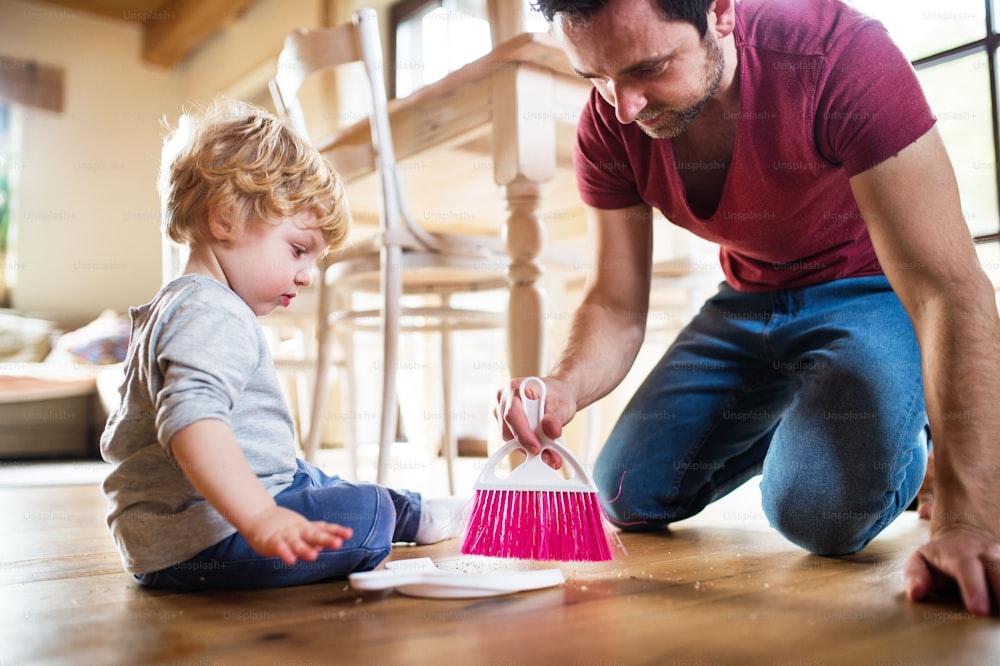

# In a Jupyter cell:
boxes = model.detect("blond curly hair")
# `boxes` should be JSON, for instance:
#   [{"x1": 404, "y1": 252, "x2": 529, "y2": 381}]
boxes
[{"x1": 159, "y1": 98, "x2": 350, "y2": 251}]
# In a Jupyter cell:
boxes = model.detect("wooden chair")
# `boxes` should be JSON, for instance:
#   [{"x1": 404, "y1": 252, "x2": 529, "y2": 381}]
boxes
[{"x1": 270, "y1": 8, "x2": 508, "y2": 493}]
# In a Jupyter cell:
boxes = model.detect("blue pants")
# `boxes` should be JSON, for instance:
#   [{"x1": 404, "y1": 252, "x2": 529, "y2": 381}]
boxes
[
  {"x1": 135, "y1": 460, "x2": 422, "y2": 589},
  {"x1": 593, "y1": 276, "x2": 929, "y2": 556}
]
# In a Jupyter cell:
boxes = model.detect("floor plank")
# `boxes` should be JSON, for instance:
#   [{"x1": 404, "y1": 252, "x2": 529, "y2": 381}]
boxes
[{"x1": 2, "y1": 481, "x2": 997, "y2": 665}]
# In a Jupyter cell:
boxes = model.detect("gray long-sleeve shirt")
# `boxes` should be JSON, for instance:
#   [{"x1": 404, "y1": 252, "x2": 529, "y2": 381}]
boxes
[{"x1": 100, "y1": 274, "x2": 297, "y2": 574}]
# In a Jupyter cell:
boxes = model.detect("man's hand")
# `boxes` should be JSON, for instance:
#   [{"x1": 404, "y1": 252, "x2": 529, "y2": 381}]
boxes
[
  {"x1": 241, "y1": 505, "x2": 353, "y2": 565},
  {"x1": 904, "y1": 525, "x2": 1000, "y2": 616},
  {"x1": 904, "y1": 447, "x2": 1000, "y2": 617},
  {"x1": 494, "y1": 376, "x2": 578, "y2": 469}
]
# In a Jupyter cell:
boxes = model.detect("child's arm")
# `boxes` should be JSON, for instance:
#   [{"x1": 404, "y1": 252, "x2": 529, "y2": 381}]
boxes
[{"x1": 170, "y1": 419, "x2": 353, "y2": 564}]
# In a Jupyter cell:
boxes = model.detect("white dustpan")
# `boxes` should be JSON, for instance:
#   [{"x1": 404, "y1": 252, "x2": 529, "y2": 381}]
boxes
[{"x1": 348, "y1": 557, "x2": 564, "y2": 599}]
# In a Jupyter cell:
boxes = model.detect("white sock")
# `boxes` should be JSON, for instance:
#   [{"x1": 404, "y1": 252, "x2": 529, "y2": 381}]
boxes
[{"x1": 415, "y1": 496, "x2": 469, "y2": 544}]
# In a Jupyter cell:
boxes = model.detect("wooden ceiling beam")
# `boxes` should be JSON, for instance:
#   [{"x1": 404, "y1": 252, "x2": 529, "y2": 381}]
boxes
[
  {"x1": 26, "y1": 0, "x2": 164, "y2": 22},
  {"x1": 141, "y1": 0, "x2": 255, "y2": 67}
]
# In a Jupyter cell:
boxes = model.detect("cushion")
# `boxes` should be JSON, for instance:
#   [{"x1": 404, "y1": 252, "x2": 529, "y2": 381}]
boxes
[
  {"x1": 46, "y1": 309, "x2": 129, "y2": 365},
  {"x1": 0, "y1": 311, "x2": 54, "y2": 362}
]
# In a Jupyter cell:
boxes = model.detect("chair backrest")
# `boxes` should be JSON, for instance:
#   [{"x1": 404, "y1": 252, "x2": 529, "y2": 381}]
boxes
[
  {"x1": 271, "y1": 9, "x2": 494, "y2": 255},
  {"x1": 270, "y1": 8, "x2": 410, "y2": 238}
]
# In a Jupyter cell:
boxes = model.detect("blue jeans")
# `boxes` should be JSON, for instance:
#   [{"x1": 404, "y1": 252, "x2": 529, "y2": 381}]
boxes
[
  {"x1": 135, "y1": 460, "x2": 422, "y2": 589},
  {"x1": 593, "y1": 275, "x2": 929, "y2": 556}
]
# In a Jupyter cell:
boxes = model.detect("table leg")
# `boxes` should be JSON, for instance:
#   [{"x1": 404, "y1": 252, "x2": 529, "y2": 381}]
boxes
[
  {"x1": 493, "y1": 62, "x2": 556, "y2": 380},
  {"x1": 503, "y1": 176, "x2": 546, "y2": 379}
]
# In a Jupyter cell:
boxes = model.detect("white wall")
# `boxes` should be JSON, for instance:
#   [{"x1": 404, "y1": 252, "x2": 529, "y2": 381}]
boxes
[
  {"x1": 0, "y1": 0, "x2": 393, "y2": 325},
  {"x1": 1, "y1": 0, "x2": 178, "y2": 324}
]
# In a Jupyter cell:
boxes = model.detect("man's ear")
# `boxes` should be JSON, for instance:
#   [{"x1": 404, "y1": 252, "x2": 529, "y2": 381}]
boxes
[
  {"x1": 710, "y1": 0, "x2": 736, "y2": 38},
  {"x1": 206, "y1": 207, "x2": 235, "y2": 242}
]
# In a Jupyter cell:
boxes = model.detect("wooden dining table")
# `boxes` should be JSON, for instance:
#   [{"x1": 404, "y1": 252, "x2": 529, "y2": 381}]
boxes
[{"x1": 313, "y1": 31, "x2": 592, "y2": 380}]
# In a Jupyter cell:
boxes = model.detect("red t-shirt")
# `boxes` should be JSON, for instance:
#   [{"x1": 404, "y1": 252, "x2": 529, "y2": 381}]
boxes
[{"x1": 574, "y1": 0, "x2": 937, "y2": 291}]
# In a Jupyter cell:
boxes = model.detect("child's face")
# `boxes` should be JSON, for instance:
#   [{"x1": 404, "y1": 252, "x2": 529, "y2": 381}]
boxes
[{"x1": 219, "y1": 211, "x2": 325, "y2": 316}]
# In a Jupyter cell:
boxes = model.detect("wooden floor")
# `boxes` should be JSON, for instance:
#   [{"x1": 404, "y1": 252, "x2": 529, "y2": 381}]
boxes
[{"x1": 2, "y1": 478, "x2": 998, "y2": 666}]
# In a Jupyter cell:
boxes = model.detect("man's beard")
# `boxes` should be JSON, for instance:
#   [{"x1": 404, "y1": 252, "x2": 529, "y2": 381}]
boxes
[{"x1": 635, "y1": 33, "x2": 726, "y2": 139}]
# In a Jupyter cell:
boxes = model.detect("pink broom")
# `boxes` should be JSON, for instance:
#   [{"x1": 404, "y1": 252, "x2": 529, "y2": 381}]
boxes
[{"x1": 461, "y1": 377, "x2": 622, "y2": 561}]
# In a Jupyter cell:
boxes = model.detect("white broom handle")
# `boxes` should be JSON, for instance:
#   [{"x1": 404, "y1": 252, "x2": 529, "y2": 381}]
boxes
[{"x1": 519, "y1": 377, "x2": 547, "y2": 434}]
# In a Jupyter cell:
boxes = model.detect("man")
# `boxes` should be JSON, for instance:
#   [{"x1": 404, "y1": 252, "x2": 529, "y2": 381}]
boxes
[{"x1": 498, "y1": 0, "x2": 1000, "y2": 616}]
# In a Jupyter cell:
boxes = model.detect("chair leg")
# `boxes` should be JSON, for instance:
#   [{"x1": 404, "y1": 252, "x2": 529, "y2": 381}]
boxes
[
  {"x1": 305, "y1": 278, "x2": 334, "y2": 463},
  {"x1": 294, "y1": 360, "x2": 312, "y2": 446},
  {"x1": 377, "y1": 244, "x2": 403, "y2": 485},
  {"x1": 440, "y1": 296, "x2": 456, "y2": 495},
  {"x1": 342, "y1": 316, "x2": 360, "y2": 480}
]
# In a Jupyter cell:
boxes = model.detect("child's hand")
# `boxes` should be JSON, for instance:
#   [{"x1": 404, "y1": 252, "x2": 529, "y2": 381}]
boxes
[
  {"x1": 241, "y1": 505, "x2": 353, "y2": 565},
  {"x1": 169, "y1": 422, "x2": 353, "y2": 564}
]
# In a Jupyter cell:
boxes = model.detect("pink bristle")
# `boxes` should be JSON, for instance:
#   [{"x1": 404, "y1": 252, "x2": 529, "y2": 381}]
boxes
[
  {"x1": 461, "y1": 486, "x2": 618, "y2": 561},
  {"x1": 459, "y1": 378, "x2": 624, "y2": 562}
]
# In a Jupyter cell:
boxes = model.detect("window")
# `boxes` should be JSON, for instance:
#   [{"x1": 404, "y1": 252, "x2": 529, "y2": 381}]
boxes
[
  {"x1": 0, "y1": 103, "x2": 12, "y2": 307},
  {"x1": 390, "y1": 0, "x2": 546, "y2": 98},
  {"x1": 851, "y1": 0, "x2": 1000, "y2": 244},
  {"x1": 0, "y1": 55, "x2": 60, "y2": 306}
]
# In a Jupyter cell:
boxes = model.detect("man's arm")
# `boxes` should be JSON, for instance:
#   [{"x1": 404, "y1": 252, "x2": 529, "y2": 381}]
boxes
[
  {"x1": 171, "y1": 419, "x2": 352, "y2": 564},
  {"x1": 498, "y1": 203, "x2": 654, "y2": 453},
  {"x1": 850, "y1": 125, "x2": 1000, "y2": 615}
]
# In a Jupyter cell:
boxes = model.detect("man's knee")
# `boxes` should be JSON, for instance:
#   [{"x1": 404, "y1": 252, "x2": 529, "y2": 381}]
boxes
[
  {"x1": 595, "y1": 464, "x2": 694, "y2": 532},
  {"x1": 760, "y1": 484, "x2": 883, "y2": 556}
]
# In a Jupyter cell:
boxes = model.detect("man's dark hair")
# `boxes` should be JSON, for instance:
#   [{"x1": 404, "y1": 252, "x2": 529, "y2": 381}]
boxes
[{"x1": 532, "y1": 0, "x2": 714, "y2": 38}]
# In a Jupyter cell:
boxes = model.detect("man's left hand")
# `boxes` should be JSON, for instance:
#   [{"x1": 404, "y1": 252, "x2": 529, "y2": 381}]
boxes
[{"x1": 904, "y1": 526, "x2": 1000, "y2": 616}]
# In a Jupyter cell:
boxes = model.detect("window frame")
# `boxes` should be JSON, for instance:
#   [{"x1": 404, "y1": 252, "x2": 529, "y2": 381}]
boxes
[
  {"x1": 388, "y1": 0, "x2": 440, "y2": 100},
  {"x1": 0, "y1": 102, "x2": 11, "y2": 307},
  {"x1": 906, "y1": 0, "x2": 1000, "y2": 243}
]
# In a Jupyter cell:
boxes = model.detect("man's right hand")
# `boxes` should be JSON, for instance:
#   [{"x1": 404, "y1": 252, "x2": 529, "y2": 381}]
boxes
[{"x1": 494, "y1": 376, "x2": 578, "y2": 470}]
